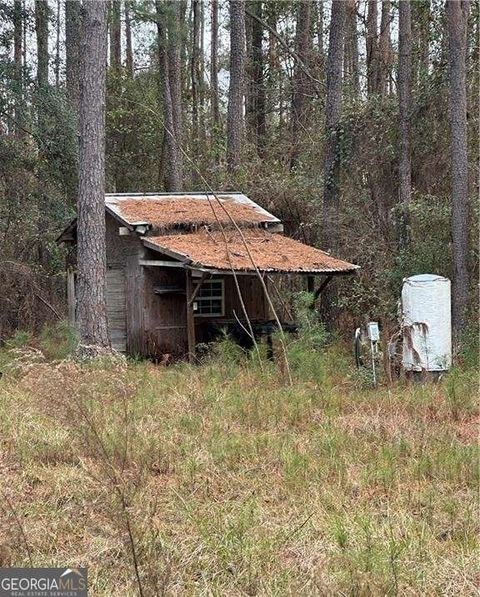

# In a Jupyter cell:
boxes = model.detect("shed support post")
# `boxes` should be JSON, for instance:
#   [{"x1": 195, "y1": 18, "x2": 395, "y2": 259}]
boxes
[
  {"x1": 307, "y1": 276, "x2": 315, "y2": 293},
  {"x1": 314, "y1": 275, "x2": 333, "y2": 302},
  {"x1": 186, "y1": 269, "x2": 196, "y2": 362}
]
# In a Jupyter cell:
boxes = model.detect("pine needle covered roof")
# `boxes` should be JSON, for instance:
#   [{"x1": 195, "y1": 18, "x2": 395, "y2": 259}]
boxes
[
  {"x1": 143, "y1": 229, "x2": 359, "y2": 275},
  {"x1": 105, "y1": 192, "x2": 279, "y2": 230}
]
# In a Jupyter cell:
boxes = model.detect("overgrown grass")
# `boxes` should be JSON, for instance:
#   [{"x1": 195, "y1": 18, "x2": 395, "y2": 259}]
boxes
[{"x1": 0, "y1": 341, "x2": 477, "y2": 595}]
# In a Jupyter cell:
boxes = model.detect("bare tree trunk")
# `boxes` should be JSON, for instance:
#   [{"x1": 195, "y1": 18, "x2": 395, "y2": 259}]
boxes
[
  {"x1": 210, "y1": 0, "x2": 220, "y2": 133},
  {"x1": 156, "y1": 0, "x2": 182, "y2": 191},
  {"x1": 109, "y1": 0, "x2": 121, "y2": 73},
  {"x1": 35, "y1": 0, "x2": 49, "y2": 88},
  {"x1": 398, "y1": 0, "x2": 412, "y2": 250},
  {"x1": 227, "y1": 0, "x2": 246, "y2": 173},
  {"x1": 125, "y1": 0, "x2": 134, "y2": 77},
  {"x1": 419, "y1": 0, "x2": 431, "y2": 74},
  {"x1": 191, "y1": 0, "x2": 200, "y2": 152},
  {"x1": 317, "y1": 0, "x2": 324, "y2": 55},
  {"x1": 54, "y1": 0, "x2": 60, "y2": 86},
  {"x1": 168, "y1": 0, "x2": 184, "y2": 164},
  {"x1": 199, "y1": 0, "x2": 206, "y2": 142},
  {"x1": 76, "y1": 0, "x2": 110, "y2": 349},
  {"x1": 322, "y1": 0, "x2": 346, "y2": 251},
  {"x1": 376, "y1": 0, "x2": 392, "y2": 95},
  {"x1": 412, "y1": 0, "x2": 431, "y2": 85},
  {"x1": 366, "y1": 0, "x2": 377, "y2": 96},
  {"x1": 13, "y1": 0, "x2": 23, "y2": 136},
  {"x1": 290, "y1": 0, "x2": 312, "y2": 169},
  {"x1": 23, "y1": 0, "x2": 27, "y2": 70},
  {"x1": 344, "y1": 0, "x2": 359, "y2": 96},
  {"x1": 66, "y1": 0, "x2": 81, "y2": 117},
  {"x1": 266, "y1": 6, "x2": 279, "y2": 132},
  {"x1": 249, "y1": 1, "x2": 266, "y2": 155},
  {"x1": 322, "y1": 0, "x2": 346, "y2": 323},
  {"x1": 245, "y1": 1, "x2": 254, "y2": 136},
  {"x1": 447, "y1": 0, "x2": 470, "y2": 338}
]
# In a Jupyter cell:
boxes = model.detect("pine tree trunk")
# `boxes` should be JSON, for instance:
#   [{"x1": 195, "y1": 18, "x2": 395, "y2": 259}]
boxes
[
  {"x1": 199, "y1": 0, "x2": 206, "y2": 144},
  {"x1": 321, "y1": 0, "x2": 346, "y2": 324},
  {"x1": 344, "y1": 0, "x2": 359, "y2": 96},
  {"x1": 191, "y1": 0, "x2": 200, "y2": 153},
  {"x1": 376, "y1": 0, "x2": 392, "y2": 95},
  {"x1": 66, "y1": 0, "x2": 81, "y2": 117},
  {"x1": 109, "y1": 0, "x2": 121, "y2": 73},
  {"x1": 322, "y1": 0, "x2": 346, "y2": 252},
  {"x1": 447, "y1": 0, "x2": 470, "y2": 338},
  {"x1": 35, "y1": 0, "x2": 49, "y2": 88},
  {"x1": 168, "y1": 0, "x2": 184, "y2": 170},
  {"x1": 366, "y1": 0, "x2": 377, "y2": 96},
  {"x1": 290, "y1": 0, "x2": 312, "y2": 169},
  {"x1": 76, "y1": 0, "x2": 110, "y2": 350},
  {"x1": 266, "y1": 6, "x2": 279, "y2": 133},
  {"x1": 317, "y1": 0, "x2": 324, "y2": 55},
  {"x1": 55, "y1": 0, "x2": 60, "y2": 86},
  {"x1": 125, "y1": 0, "x2": 134, "y2": 77},
  {"x1": 412, "y1": 0, "x2": 431, "y2": 84},
  {"x1": 398, "y1": 0, "x2": 412, "y2": 249},
  {"x1": 13, "y1": 0, "x2": 23, "y2": 136},
  {"x1": 250, "y1": 1, "x2": 266, "y2": 155},
  {"x1": 245, "y1": 1, "x2": 254, "y2": 136},
  {"x1": 227, "y1": 0, "x2": 246, "y2": 173},
  {"x1": 210, "y1": 0, "x2": 220, "y2": 133},
  {"x1": 156, "y1": 0, "x2": 183, "y2": 191},
  {"x1": 419, "y1": 0, "x2": 431, "y2": 75}
]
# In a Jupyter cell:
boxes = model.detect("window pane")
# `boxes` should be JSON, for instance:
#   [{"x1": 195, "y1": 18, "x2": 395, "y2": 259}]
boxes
[{"x1": 194, "y1": 279, "x2": 223, "y2": 315}]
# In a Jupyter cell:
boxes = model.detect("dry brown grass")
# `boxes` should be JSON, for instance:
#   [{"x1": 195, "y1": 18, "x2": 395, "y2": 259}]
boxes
[{"x1": 0, "y1": 346, "x2": 478, "y2": 595}]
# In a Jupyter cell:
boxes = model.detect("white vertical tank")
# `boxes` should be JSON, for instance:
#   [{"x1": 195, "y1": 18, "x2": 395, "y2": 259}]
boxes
[{"x1": 402, "y1": 274, "x2": 451, "y2": 372}]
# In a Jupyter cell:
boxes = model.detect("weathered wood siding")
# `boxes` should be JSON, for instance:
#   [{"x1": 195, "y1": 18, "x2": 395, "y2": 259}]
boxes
[
  {"x1": 142, "y1": 267, "x2": 188, "y2": 359},
  {"x1": 106, "y1": 268, "x2": 127, "y2": 352},
  {"x1": 105, "y1": 214, "x2": 144, "y2": 353},
  {"x1": 223, "y1": 275, "x2": 269, "y2": 321},
  {"x1": 126, "y1": 255, "x2": 145, "y2": 355}
]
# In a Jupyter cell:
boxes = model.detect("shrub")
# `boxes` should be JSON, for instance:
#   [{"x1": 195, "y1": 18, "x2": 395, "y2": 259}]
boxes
[{"x1": 39, "y1": 320, "x2": 78, "y2": 360}]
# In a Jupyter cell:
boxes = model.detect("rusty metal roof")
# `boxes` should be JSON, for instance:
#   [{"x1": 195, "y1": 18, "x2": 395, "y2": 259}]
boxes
[
  {"x1": 105, "y1": 193, "x2": 280, "y2": 229},
  {"x1": 143, "y1": 230, "x2": 359, "y2": 275}
]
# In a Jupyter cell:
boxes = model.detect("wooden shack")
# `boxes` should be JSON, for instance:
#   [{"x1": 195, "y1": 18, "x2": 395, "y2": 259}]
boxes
[{"x1": 58, "y1": 192, "x2": 359, "y2": 359}]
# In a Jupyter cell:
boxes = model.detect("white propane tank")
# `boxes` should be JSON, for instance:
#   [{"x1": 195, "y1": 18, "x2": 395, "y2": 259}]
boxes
[{"x1": 401, "y1": 274, "x2": 451, "y2": 372}]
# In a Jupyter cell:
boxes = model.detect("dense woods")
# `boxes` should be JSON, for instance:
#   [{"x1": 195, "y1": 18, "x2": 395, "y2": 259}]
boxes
[{"x1": 0, "y1": 0, "x2": 478, "y2": 346}]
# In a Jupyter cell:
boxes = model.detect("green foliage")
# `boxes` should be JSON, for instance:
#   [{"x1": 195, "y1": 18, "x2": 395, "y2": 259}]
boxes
[
  {"x1": 293, "y1": 291, "x2": 328, "y2": 351},
  {"x1": 39, "y1": 320, "x2": 78, "y2": 361},
  {"x1": 106, "y1": 71, "x2": 163, "y2": 192},
  {"x1": 281, "y1": 292, "x2": 328, "y2": 382},
  {"x1": 459, "y1": 325, "x2": 479, "y2": 370},
  {"x1": 209, "y1": 334, "x2": 247, "y2": 368},
  {"x1": 5, "y1": 329, "x2": 32, "y2": 349},
  {"x1": 445, "y1": 366, "x2": 477, "y2": 420}
]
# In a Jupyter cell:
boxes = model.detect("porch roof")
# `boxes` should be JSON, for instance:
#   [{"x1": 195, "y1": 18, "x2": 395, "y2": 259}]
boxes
[{"x1": 142, "y1": 229, "x2": 359, "y2": 275}]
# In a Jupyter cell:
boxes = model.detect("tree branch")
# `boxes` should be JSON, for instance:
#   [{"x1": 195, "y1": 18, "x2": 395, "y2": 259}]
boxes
[{"x1": 245, "y1": 7, "x2": 324, "y2": 97}]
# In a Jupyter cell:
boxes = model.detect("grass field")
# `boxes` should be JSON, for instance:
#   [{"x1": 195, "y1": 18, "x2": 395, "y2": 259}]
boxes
[{"x1": 0, "y1": 342, "x2": 478, "y2": 595}]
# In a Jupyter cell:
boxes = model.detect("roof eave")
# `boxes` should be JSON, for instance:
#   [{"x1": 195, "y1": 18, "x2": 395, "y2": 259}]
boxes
[{"x1": 141, "y1": 238, "x2": 360, "y2": 275}]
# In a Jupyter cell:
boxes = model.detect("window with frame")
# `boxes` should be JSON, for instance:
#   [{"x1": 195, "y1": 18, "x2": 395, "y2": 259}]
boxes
[{"x1": 193, "y1": 279, "x2": 225, "y2": 316}]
